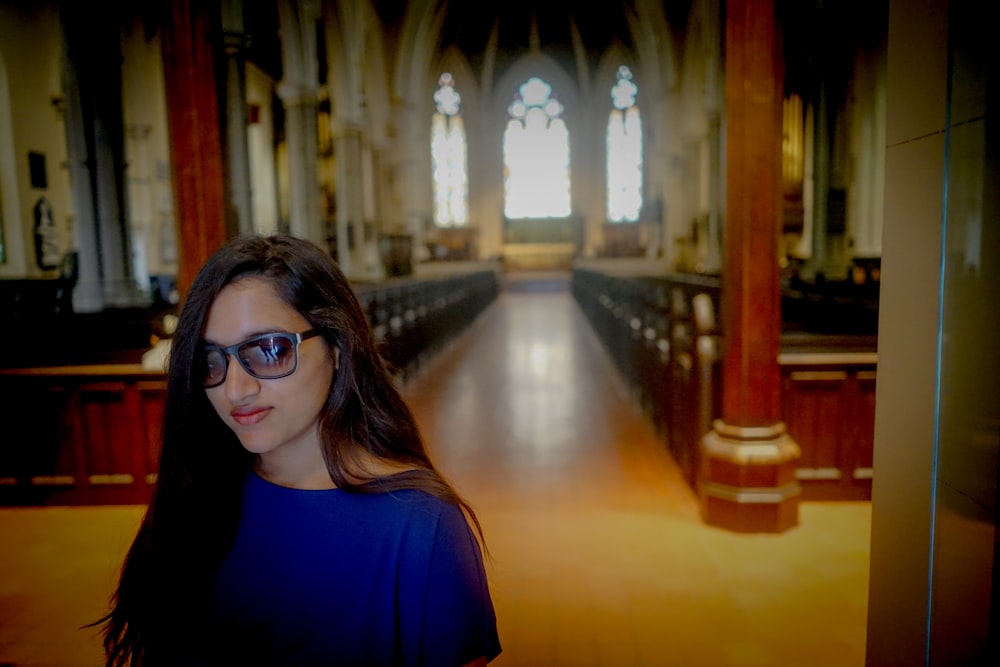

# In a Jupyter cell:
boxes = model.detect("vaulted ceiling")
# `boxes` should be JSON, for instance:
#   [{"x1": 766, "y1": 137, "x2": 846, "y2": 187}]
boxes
[
  {"x1": 434, "y1": 0, "x2": 636, "y2": 79},
  {"x1": 239, "y1": 1, "x2": 699, "y2": 93},
  {"x1": 374, "y1": 0, "x2": 694, "y2": 88},
  {"x1": 199, "y1": 1, "x2": 883, "y2": 103}
]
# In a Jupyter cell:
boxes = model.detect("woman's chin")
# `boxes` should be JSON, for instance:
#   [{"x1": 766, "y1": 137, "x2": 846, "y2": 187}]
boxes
[{"x1": 236, "y1": 434, "x2": 278, "y2": 455}]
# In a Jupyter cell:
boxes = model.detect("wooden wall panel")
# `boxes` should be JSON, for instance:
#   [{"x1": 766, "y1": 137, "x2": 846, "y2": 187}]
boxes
[
  {"x1": 783, "y1": 373, "x2": 848, "y2": 472},
  {"x1": 851, "y1": 373, "x2": 877, "y2": 476},
  {"x1": 139, "y1": 383, "x2": 166, "y2": 487},
  {"x1": 780, "y1": 358, "x2": 876, "y2": 500},
  {"x1": 0, "y1": 369, "x2": 165, "y2": 506}
]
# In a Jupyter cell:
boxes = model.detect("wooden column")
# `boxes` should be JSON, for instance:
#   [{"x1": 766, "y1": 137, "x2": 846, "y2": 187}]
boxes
[
  {"x1": 699, "y1": 0, "x2": 801, "y2": 532},
  {"x1": 160, "y1": 0, "x2": 229, "y2": 299}
]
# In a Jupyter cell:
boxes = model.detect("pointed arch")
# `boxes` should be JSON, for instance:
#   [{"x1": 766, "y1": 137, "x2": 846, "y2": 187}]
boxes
[
  {"x1": 430, "y1": 72, "x2": 468, "y2": 226},
  {"x1": 593, "y1": 45, "x2": 645, "y2": 225},
  {"x1": 491, "y1": 53, "x2": 580, "y2": 129},
  {"x1": 605, "y1": 65, "x2": 643, "y2": 222},
  {"x1": 493, "y1": 54, "x2": 580, "y2": 220},
  {"x1": 502, "y1": 75, "x2": 572, "y2": 219},
  {"x1": 425, "y1": 47, "x2": 493, "y2": 254},
  {"x1": 392, "y1": 0, "x2": 445, "y2": 106},
  {"x1": 420, "y1": 46, "x2": 480, "y2": 199},
  {"x1": 630, "y1": 0, "x2": 680, "y2": 94}
]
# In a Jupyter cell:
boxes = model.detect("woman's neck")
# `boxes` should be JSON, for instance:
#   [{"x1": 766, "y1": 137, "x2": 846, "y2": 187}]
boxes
[{"x1": 253, "y1": 454, "x2": 335, "y2": 490}]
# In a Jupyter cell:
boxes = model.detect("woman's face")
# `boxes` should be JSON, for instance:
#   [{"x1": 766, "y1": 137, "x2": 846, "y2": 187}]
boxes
[{"x1": 202, "y1": 277, "x2": 336, "y2": 466}]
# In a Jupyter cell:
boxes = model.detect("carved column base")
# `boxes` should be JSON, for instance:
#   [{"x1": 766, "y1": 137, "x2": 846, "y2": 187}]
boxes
[{"x1": 699, "y1": 420, "x2": 802, "y2": 533}]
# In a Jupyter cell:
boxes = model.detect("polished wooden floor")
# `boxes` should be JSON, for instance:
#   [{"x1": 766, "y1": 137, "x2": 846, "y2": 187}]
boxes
[{"x1": 0, "y1": 273, "x2": 871, "y2": 666}]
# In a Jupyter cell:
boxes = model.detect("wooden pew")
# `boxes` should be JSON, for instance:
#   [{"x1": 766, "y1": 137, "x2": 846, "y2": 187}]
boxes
[
  {"x1": 572, "y1": 267, "x2": 877, "y2": 500},
  {"x1": 0, "y1": 271, "x2": 499, "y2": 506}
]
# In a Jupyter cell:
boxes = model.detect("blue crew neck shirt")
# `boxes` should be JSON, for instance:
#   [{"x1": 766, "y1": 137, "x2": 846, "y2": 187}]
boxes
[{"x1": 208, "y1": 471, "x2": 501, "y2": 666}]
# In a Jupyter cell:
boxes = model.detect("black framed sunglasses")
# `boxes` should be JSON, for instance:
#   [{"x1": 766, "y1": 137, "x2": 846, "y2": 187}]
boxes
[{"x1": 200, "y1": 330, "x2": 320, "y2": 388}]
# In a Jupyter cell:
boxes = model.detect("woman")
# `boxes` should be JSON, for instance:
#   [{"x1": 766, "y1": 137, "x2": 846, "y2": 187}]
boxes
[{"x1": 100, "y1": 234, "x2": 501, "y2": 666}]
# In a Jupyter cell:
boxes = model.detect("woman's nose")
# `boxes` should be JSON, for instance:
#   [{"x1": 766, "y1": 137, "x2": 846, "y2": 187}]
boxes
[{"x1": 224, "y1": 356, "x2": 261, "y2": 399}]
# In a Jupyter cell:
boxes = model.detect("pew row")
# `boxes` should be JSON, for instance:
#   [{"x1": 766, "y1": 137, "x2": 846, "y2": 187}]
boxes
[
  {"x1": 571, "y1": 267, "x2": 876, "y2": 501},
  {"x1": 0, "y1": 270, "x2": 499, "y2": 506}
]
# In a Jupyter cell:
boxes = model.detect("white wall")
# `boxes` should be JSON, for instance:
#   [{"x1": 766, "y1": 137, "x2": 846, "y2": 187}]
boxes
[
  {"x1": 0, "y1": 1, "x2": 72, "y2": 278},
  {"x1": 247, "y1": 62, "x2": 279, "y2": 235}
]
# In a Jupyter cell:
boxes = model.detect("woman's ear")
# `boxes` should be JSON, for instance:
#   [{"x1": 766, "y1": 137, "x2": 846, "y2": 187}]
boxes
[{"x1": 334, "y1": 346, "x2": 340, "y2": 370}]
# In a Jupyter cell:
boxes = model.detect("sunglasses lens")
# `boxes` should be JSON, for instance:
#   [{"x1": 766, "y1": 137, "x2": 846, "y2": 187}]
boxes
[
  {"x1": 238, "y1": 334, "x2": 298, "y2": 379},
  {"x1": 202, "y1": 348, "x2": 228, "y2": 387}
]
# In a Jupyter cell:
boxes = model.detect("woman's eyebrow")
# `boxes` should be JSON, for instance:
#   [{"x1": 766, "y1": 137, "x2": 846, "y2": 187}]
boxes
[{"x1": 202, "y1": 329, "x2": 294, "y2": 346}]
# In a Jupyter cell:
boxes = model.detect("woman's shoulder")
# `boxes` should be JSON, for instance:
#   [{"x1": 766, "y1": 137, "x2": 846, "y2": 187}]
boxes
[
  {"x1": 369, "y1": 484, "x2": 476, "y2": 549},
  {"x1": 375, "y1": 485, "x2": 464, "y2": 524},
  {"x1": 358, "y1": 469, "x2": 465, "y2": 514}
]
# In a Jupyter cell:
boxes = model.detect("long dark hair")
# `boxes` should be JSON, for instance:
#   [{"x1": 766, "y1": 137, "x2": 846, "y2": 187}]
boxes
[{"x1": 100, "y1": 233, "x2": 482, "y2": 666}]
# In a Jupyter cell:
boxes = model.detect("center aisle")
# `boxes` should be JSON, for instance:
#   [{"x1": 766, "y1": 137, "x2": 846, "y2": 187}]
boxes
[
  {"x1": 399, "y1": 277, "x2": 870, "y2": 667},
  {"x1": 401, "y1": 277, "x2": 697, "y2": 515}
]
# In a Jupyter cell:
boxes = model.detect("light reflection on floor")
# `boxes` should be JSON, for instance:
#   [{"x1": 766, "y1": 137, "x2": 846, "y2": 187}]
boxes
[{"x1": 403, "y1": 283, "x2": 870, "y2": 667}]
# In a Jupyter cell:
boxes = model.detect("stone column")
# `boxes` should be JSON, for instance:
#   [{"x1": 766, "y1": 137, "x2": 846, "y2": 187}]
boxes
[
  {"x1": 804, "y1": 75, "x2": 830, "y2": 279},
  {"x1": 222, "y1": 0, "x2": 253, "y2": 234},
  {"x1": 397, "y1": 101, "x2": 431, "y2": 261},
  {"x1": 125, "y1": 124, "x2": 153, "y2": 294},
  {"x1": 60, "y1": 3, "x2": 145, "y2": 310},
  {"x1": 161, "y1": 0, "x2": 228, "y2": 297},
  {"x1": 704, "y1": 2, "x2": 724, "y2": 274},
  {"x1": 367, "y1": 143, "x2": 386, "y2": 276},
  {"x1": 278, "y1": 84, "x2": 322, "y2": 244},
  {"x1": 335, "y1": 125, "x2": 364, "y2": 274},
  {"x1": 92, "y1": 105, "x2": 143, "y2": 307},
  {"x1": 704, "y1": 111, "x2": 723, "y2": 272},
  {"x1": 60, "y1": 43, "x2": 101, "y2": 313},
  {"x1": 277, "y1": 0, "x2": 323, "y2": 247},
  {"x1": 699, "y1": 0, "x2": 801, "y2": 533}
]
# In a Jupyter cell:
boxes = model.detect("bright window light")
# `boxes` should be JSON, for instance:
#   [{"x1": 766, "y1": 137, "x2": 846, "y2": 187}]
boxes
[
  {"x1": 431, "y1": 73, "x2": 469, "y2": 227},
  {"x1": 607, "y1": 66, "x2": 643, "y2": 222},
  {"x1": 503, "y1": 77, "x2": 571, "y2": 219}
]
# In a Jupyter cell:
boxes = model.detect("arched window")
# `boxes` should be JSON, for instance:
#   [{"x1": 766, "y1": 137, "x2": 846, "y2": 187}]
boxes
[
  {"x1": 606, "y1": 66, "x2": 642, "y2": 222},
  {"x1": 431, "y1": 73, "x2": 468, "y2": 227},
  {"x1": 503, "y1": 77, "x2": 571, "y2": 219}
]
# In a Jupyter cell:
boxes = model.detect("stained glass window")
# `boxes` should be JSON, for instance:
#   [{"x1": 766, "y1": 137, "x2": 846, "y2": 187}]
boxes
[
  {"x1": 606, "y1": 66, "x2": 642, "y2": 222},
  {"x1": 503, "y1": 77, "x2": 571, "y2": 219},
  {"x1": 431, "y1": 73, "x2": 468, "y2": 227}
]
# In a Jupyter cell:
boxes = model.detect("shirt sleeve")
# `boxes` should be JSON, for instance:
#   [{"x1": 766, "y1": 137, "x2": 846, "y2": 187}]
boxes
[{"x1": 409, "y1": 503, "x2": 502, "y2": 666}]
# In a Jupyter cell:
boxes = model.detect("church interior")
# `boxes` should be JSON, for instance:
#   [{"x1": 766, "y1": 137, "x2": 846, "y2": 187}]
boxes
[{"x1": 0, "y1": 0, "x2": 996, "y2": 664}]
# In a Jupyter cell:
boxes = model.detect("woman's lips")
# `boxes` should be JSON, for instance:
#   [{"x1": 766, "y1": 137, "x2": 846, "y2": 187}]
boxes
[{"x1": 231, "y1": 406, "x2": 271, "y2": 426}]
